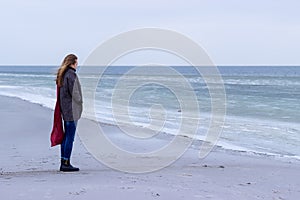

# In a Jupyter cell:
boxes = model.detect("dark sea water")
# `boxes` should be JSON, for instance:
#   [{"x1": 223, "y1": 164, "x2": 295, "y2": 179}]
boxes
[{"x1": 0, "y1": 65, "x2": 299, "y2": 159}]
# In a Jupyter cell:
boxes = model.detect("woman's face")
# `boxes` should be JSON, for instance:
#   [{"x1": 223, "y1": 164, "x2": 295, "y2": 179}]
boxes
[{"x1": 71, "y1": 59, "x2": 78, "y2": 69}]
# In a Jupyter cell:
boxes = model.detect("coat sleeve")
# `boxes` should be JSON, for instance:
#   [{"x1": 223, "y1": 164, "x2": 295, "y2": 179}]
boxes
[{"x1": 67, "y1": 73, "x2": 83, "y2": 104}]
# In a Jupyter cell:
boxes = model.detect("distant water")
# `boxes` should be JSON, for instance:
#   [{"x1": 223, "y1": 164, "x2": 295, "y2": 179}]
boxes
[{"x1": 0, "y1": 65, "x2": 299, "y2": 160}]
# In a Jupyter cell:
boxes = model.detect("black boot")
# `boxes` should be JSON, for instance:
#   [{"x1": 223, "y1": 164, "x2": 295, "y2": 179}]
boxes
[{"x1": 60, "y1": 159, "x2": 80, "y2": 172}]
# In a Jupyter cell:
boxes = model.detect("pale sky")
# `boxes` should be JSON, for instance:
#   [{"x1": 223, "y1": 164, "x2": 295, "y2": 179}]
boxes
[{"x1": 0, "y1": 0, "x2": 299, "y2": 65}]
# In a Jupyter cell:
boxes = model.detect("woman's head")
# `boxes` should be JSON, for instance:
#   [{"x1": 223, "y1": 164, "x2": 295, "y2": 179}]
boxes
[
  {"x1": 62, "y1": 54, "x2": 78, "y2": 69},
  {"x1": 56, "y1": 54, "x2": 78, "y2": 86}
]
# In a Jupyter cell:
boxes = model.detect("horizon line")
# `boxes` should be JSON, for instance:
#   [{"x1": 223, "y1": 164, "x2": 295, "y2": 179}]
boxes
[{"x1": 0, "y1": 64, "x2": 300, "y2": 67}]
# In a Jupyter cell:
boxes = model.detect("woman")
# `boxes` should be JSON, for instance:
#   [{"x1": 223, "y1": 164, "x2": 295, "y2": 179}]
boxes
[{"x1": 56, "y1": 54, "x2": 83, "y2": 172}]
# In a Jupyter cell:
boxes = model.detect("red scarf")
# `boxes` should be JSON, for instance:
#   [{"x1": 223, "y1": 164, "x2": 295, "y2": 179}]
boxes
[{"x1": 50, "y1": 85, "x2": 64, "y2": 147}]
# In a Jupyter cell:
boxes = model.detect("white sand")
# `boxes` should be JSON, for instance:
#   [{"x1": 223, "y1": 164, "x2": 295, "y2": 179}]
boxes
[{"x1": 0, "y1": 95, "x2": 299, "y2": 200}]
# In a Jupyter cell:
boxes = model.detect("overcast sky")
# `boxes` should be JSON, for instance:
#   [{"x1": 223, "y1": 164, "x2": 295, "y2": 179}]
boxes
[{"x1": 0, "y1": 0, "x2": 299, "y2": 65}]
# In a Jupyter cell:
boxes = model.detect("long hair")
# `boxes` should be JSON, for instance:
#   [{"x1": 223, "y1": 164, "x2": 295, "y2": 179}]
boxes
[{"x1": 56, "y1": 54, "x2": 77, "y2": 87}]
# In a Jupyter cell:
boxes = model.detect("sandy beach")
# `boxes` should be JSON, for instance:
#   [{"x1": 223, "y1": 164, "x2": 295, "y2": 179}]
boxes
[{"x1": 0, "y1": 95, "x2": 299, "y2": 200}]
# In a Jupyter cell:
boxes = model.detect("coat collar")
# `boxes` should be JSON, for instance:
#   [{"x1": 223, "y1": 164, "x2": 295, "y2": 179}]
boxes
[{"x1": 67, "y1": 66, "x2": 76, "y2": 72}]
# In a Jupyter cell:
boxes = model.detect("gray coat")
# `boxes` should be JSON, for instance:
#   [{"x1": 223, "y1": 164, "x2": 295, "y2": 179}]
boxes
[{"x1": 60, "y1": 67, "x2": 83, "y2": 121}]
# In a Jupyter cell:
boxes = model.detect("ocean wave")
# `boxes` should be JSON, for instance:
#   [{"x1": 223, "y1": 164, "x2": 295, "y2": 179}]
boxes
[
  {"x1": 0, "y1": 73, "x2": 55, "y2": 78},
  {"x1": 0, "y1": 88, "x2": 55, "y2": 110},
  {"x1": 224, "y1": 78, "x2": 300, "y2": 86}
]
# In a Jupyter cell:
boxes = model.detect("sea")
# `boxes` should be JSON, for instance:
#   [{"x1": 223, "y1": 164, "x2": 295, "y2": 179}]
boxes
[{"x1": 0, "y1": 65, "x2": 299, "y2": 160}]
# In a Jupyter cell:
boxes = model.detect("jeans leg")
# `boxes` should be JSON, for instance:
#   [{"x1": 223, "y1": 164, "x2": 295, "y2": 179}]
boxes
[
  {"x1": 61, "y1": 121, "x2": 76, "y2": 160},
  {"x1": 61, "y1": 134, "x2": 66, "y2": 159}
]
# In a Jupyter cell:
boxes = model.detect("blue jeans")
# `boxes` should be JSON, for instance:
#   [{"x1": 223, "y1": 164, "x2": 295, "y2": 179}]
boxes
[{"x1": 61, "y1": 121, "x2": 77, "y2": 160}]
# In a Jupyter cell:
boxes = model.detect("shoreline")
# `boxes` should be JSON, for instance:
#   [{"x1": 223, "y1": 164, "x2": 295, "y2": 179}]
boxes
[{"x1": 1, "y1": 94, "x2": 299, "y2": 163}]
